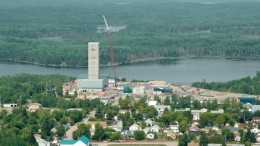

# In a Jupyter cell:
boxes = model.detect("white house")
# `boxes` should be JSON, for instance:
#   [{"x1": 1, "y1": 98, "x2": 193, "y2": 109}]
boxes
[
  {"x1": 148, "y1": 101, "x2": 158, "y2": 106},
  {"x1": 108, "y1": 121, "x2": 123, "y2": 132},
  {"x1": 129, "y1": 123, "x2": 141, "y2": 131},
  {"x1": 150, "y1": 125, "x2": 160, "y2": 133},
  {"x1": 143, "y1": 127, "x2": 151, "y2": 134},
  {"x1": 234, "y1": 134, "x2": 241, "y2": 142},
  {"x1": 170, "y1": 125, "x2": 179, "y2": 133},
  {"x1": 154, "y1": 105, "x2": 170, "y2": 113},
  {"x1": 3, "y1": 103, "x2": 17, "y2": 108},
  {"x1": 147, "y1": 132, "x2": 155, "y2": 139},
  {"x1": 191, "y1": 108, "x2": 207, "y2": 120},
  {"x1": 145, "y1": 118, "x2": 154, "y2": 127},
  {"x1": 210, "y1": 109, "x2": 224, "y2": 114},
  {"x1": 60, "y1": 136, "x2": 90, "y2": 146},
  {"x1": 133, "y1": 86, "x2": 146, "y2": 95},
  {"x1": 251, "y1": 127, "x2": 260, "y2": 134}
]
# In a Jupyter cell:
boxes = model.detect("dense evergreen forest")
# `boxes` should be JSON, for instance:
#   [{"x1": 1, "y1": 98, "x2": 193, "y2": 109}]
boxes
[
  {"x1": 192, "y1": 71, "x2": 260, "y2": 95},
  {"x1": 0, "y1": 0, "x2": 260, "y2": 66}
]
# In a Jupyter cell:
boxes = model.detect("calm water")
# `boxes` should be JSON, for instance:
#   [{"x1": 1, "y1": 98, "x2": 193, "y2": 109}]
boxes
[{"x1": 0, "y1": 58, "x2": 259, "y2": 85}]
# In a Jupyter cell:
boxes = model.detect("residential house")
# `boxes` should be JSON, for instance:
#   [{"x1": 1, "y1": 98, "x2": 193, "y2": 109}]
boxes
[
  {"x1": 252, "y1": 116, "x2": 260, "y2": 123},
  {"x1": 108, "y1": 121, "x2": 123, "y2": 132},
  {"x1": 191, "y1": 121, "x2": 199, "y2": 127},
  {"x1": 170, "y1": 124, "x2": 179, "y2": 133},
  {"x1": 154, "y1": 105, "x2": 170, "y2": 114},
  {"x1": 228, "y1": 126, "x2": 239, "y2": 134},
  {"x1": 60, "y1": 136, "x2": 90, "y2": 146},
  {"x1": 122, "y1": 130, "x2": 133, "y2": 139},
  {"x1": 143, "y1": 127, "x2": 151, "y2": 134},
  {"x1": 129, "y1": 123, "x2": 141, "y2": 131},
  {"x1": 251, "y1": 127, "x2": 260, "y2": 134},
  {"x1": 145, "y1": 118, "x2": 154, "y2": 127},
  {"x1": 188, "y1": 128, "x2": 201, "y2": 138},
  {"x1": 212, "y1": 126, "x2": 220, "y2": 131},
  {"x1": 210, "y1": 109, "x2": 224, "y2": 114},
  {"x1": 150, "y1": 125, "x2": 160, "y2": 133},
  {"x1": 251, "y1": 105, "x2": 260, "y2": 113},
  {"x1": 191, "y1": 108, "x2": 207, "y2": 120},
  {"x1": 3, "y1": 103, "x2": 17, "y2": 108},
  {"x1": 28, "y1": 103, "x2": 42, "y2": 112},
  {"x1": 234, "y1": 133, "x2": 241, "y2": 142},
  {"x1": 163, "y1": 129, "x2": 177, "y2": 139},
  {"x1": 147, "y1": 132, "x2": 156, "y2": 139},
  {"x1": 148, "y1": 100, "x2": 158, "y2": 106},
  {"x1": 174, "y1": 108, "x2": 190, "y2": 112}
]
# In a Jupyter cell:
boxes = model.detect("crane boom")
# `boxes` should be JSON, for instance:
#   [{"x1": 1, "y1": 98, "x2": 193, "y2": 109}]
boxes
[
  {"x1": 103, "y1": 15, "x2": 117, "y2": 87},
  {"x1": 103, "y1": 15, "x2": 110, "y2": 32}
]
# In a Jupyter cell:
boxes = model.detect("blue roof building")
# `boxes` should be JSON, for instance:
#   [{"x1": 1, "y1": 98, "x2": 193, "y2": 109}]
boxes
[
  {"x1": 238, "y1": 97, "x2": 256, "y2": 104},
  {"x1": 60, "y1": 136, "x2": 90, "y2": 146}
]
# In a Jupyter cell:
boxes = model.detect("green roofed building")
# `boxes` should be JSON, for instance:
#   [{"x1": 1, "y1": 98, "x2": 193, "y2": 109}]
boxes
[
  {"x1": 238, "y1": 97, "x2": 256, "y2": 104},
  {"x1": 60, "y1": 135, "x2": 90, "y2": 146},
  {"x1": 123, "y1": 86, "x2": 132, "y2": 93}
]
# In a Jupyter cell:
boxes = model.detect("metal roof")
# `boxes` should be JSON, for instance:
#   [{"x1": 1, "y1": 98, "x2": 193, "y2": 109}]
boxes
[{"x1": 60, "y1": 136, "x2": 90, "y2": 145}]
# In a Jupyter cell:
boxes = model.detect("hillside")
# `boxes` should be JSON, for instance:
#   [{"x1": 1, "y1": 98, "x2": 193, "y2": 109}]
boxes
[{"x1": 0, "y1": 0, "x2": 260, "y2": 66}]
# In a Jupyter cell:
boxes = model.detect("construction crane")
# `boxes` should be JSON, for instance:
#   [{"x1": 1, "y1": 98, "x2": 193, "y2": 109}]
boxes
[{"x1": 103, "y1": 15, "x2": 117, "y2": 87}]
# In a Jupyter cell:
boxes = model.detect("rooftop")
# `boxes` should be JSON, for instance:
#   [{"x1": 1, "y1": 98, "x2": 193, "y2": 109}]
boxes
[{"x1": 60, "y1": 136, "x2": 90, "y2": 145}]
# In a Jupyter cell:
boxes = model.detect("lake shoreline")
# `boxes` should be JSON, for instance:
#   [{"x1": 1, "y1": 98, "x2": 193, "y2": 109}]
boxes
[{"x1": 1, "y1": 56, "x2": 259, "y2": 68}]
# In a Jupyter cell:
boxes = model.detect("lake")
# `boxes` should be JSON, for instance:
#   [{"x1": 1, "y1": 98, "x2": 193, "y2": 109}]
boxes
[{"x1": 0, "y1": 58, "x2": 259, "y2": 85}]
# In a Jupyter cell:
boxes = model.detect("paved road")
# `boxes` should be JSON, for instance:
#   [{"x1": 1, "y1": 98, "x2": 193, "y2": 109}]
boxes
[
  {"x1": 63, "y1": 111, "x2": 95, "y2": 140},
  {"x1": 92, "y1": 141, "x2": 178, "y2": 146}
]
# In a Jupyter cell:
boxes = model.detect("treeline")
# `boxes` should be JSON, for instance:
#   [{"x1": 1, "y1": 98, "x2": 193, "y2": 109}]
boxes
[
  {"x1": 0, "y1": 74, "x2": 70, "y2": 104},
  {"x1": 192, "y1": 71, "x2": 260, "y2": 95},
  {"x1": 0, "y1": 0, "x2": 260, "y2": 66}
]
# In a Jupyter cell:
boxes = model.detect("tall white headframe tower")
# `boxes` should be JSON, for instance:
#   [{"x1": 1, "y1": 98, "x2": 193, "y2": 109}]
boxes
[{"x1": 88, "y1": 42, "x2": 100, "y2": 80}]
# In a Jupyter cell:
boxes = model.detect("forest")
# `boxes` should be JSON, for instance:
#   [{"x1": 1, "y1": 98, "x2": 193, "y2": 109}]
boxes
[
  {"x1": 0, "y1": 0, "x2": 260, "y2": 67},
  {"x1": 192, "y1": 71, "x2": 260, "y2": 95}
]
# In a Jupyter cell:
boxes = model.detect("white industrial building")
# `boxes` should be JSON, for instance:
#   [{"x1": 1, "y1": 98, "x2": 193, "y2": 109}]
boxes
[{"x1": 133, "y1": 86, "x2": 146, "y2": 95}]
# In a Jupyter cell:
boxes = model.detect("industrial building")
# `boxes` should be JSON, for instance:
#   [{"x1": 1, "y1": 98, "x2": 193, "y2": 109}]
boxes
[
  {"x1": 133, "y1": 86, "x2": 146, "y2": 95},
  {"x1": 76, "y1": 42, "x2": 105, "y2": 95}
]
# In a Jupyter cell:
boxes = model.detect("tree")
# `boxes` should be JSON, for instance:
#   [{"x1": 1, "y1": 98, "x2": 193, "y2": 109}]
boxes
[
  {"x1": 41, "y1": 117, "x2": 53, "y2": 139},
  {"x1": 109, "y1": 132, "x2": 122, "y2": 141},
  {"x1": 119, "y1": 97, "x2": 132, "y2": 109},
  {"x1": 164, "y1": 96, "x2": 171, "y2": 105},
  {"x1": 27, "y1": 130, "x2": 37, "y2": 146},
  {"x1": 178, "y1": 133, "x2": 189, "y2": 146},
  {"x1": 57, "y1": 125, "x2": 66, "y2": 139},
  {"x1": 73, "y1": 124, "x2": 91, "y2": 140},
  {"x1": 95, "y1": 107, "x2": 104, "y2": 119},
  {"x1": 238, "y1": 129, "x2": 244, "y2": 142},
  {"x1": 200, "y1": 132, "x2": 208, "y2": 146},
  {"x1": 134, "y1": 130, "x2": 145, "y2": 140},
  {"x1": 93, "y1": 123, "x2": 106, "y2": 141},
  {"x1": 179, "y1": 121, "x2": 189, "y2": 133},
  {"x1": 192, "y1": 100, "x2": 201, "y2": 109},
  {"x1": 245, "y1": 128, "x2": 252, "y2": 142}
]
